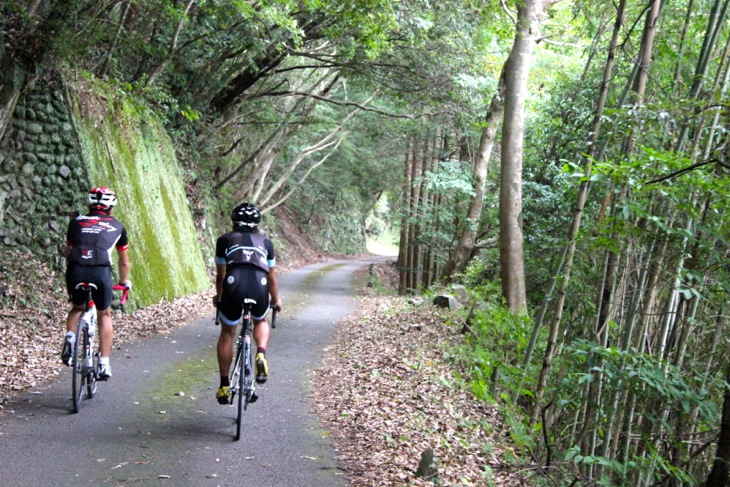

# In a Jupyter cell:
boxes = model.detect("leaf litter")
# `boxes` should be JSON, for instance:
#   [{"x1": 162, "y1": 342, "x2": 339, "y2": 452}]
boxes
[{"x1": 313, "y1": 264, "x2": 521, "y2": 486}]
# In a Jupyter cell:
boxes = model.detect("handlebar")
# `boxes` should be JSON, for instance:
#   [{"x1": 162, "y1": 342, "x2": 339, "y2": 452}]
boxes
[
  {"x1": 75, "y1": 282, "x2": 128, "y2": 307},
  {"x1": 112, "y1": 284, "x2": 130, "y2": 306}
]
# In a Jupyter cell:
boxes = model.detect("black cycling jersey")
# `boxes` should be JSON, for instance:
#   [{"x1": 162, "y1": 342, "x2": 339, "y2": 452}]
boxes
[
  {"x1": 215, "y1": 229, "x2": 276, "y2": 326},
  {"x1": 66, "y1": 211, "x2": 128, "y2": 267},
  {"x1": 65, "y1": 210, "x2": 128, "y2": 310},
  {"x1": 214, "y1": 230, "x2": 275, "y2": 272}
]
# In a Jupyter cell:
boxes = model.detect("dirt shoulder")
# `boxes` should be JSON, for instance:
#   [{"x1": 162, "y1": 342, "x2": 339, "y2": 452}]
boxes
[{"x1": 314, "y1": 264, "x2": 518, "y2": 486}]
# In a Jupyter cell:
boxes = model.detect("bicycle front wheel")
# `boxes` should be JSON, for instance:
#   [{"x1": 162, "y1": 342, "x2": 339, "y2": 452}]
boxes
[{"x1": 71, "y1": 327, "x2": 85, "y2": 413}]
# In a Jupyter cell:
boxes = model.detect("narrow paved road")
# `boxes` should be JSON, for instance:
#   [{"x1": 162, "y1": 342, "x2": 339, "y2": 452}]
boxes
[{"x1": 0, "y1": 257, "x2": 385, "y2": 486}]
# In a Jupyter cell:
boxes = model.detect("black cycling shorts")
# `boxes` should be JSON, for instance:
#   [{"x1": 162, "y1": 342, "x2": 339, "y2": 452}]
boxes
[
  {"x1": 218, "y1": 266, "x2": 271, "y2": 326},
  {"x1": 66, "y1": 264, "x2": 113, "y2": 310}
]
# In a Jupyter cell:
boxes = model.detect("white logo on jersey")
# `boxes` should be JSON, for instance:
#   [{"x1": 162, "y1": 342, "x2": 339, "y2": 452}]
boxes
[{"x1": 227, "y1": 276, "x2": 235, "y2": 284}]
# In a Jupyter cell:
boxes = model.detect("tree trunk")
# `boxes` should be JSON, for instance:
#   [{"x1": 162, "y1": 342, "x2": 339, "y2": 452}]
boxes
[
  {"x1": 99, "y1": 1, "x2": 133, "y2": 78},
  {"x1": 443, "y1": 76, "x2": 505, "y2": 277},
  {"x1": 676, "y1": 0, "x2": 730, "y2": 153},
  {"x1": 398, "y1": 143, "x2": 413, "y2": 295},
  {"x1": 408, "y1": 137, "x2": 424, "y2": 292},
  {"x1": 500, "y1": 0, "x2": 549, "y2": 313}
]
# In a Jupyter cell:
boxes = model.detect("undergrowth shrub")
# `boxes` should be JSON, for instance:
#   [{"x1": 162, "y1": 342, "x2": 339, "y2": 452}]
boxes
[{"x1": 448, "y1": 294, "x2": 539, "y2": 455}]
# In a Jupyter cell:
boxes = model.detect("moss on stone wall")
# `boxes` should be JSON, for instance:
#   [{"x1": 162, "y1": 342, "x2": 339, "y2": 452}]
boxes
[{"x1": 69, "y1": 82, "x2": 210, "y2": 307}]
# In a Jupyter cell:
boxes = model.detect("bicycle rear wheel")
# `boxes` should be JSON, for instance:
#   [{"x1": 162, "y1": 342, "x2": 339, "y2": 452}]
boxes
[
  {"x1": 235, "y1": 343, "x2": 245, "y2": 441},
  {"x1": 71, "y1": 327, "x2": 85, "y2": 413},
  {"x1": 229, "y1": 341, "x2": 242, "y2": 404},
  {"x1": 85, "y1": 336, "x2": 97, "y2": 399},
  {"x1": 243, "y1": 350, "x2": 254, "y2": 411}
]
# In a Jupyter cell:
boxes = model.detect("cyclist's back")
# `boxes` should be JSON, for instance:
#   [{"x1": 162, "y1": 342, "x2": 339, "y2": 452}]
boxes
[
  {"x1": 215, "y1": 228, "x2": 273, "y2": 321},
  {"x1": 62, "y1": 187, "x2": 131, "y2": 380},
  {"x1": 213, "y1": 203, "x2": 282, "y2": 404}
]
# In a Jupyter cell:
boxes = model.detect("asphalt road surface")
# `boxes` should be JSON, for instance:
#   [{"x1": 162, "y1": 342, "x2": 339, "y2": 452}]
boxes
[{"x1": 0, "y1": 257, "x2": 387, "y2": 487}]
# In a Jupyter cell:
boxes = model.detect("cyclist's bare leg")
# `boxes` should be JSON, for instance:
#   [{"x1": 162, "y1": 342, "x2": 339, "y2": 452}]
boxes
[
  {"x1": 97, "y1": 307, "x2": 113, "y2": 358},
  {"x1": 217, "y1": 324, "x2": 237, "y2": 376},
  {"x1": 66, "y1": 305, "x2": 85, "y2": 333},
  {"x1": 253, "y1": 319, "x2": 270, "y2": 350}
]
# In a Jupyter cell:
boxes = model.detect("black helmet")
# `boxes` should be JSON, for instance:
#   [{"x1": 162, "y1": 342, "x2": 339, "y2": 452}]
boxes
[{"x1": 231, "y1": 203, "x2": 261, "y2": 228}]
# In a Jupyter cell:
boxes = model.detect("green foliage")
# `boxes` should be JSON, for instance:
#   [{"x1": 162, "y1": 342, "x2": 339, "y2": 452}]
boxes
[
  {"x1": 553, "y1": 339, "x2": 723, "y2": 485},
  {"x1": 451, "y1": 301, "x2": 535, "y2": 404},
  {"x1": 564, "y1": 340, "x2": 720, "y2": 422},
  {"x1": 425, "y1": 159, "x2": 476, "y2": 196}
]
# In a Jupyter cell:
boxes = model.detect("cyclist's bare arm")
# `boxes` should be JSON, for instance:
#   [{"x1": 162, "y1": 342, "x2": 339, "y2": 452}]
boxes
[
  {"x1": 213, "y1": 263, "x2": 226, "y2": 305},
  {"x1": 117, "y1": 248, "x2": 130, "y2": 285},
  {"x1": 269, "y1": 267, "x2": 282, "y2": 312}
]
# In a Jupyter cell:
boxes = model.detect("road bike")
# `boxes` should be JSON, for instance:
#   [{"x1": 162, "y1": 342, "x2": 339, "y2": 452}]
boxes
[
  {"x1": 217, "y1": 299, "x2": 277, "y2": 441},
  {"x1": 70, "y1": 282, "x2": 129, "y2": 413}
]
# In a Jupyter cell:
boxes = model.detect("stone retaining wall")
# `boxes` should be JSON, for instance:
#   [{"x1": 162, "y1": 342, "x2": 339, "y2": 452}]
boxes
[
  {"x1": 0, "y1": 72, "x2": 210, "y2": 307},
  {"x1": 0, "y1": 73, "x2": 88, "y2": 269}
]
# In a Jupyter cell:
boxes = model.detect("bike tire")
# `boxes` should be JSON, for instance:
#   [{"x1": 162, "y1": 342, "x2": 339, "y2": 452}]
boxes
[
  {"x1": 85, "y1": 331, "x2": 97, "y2": 399},
  {"x1": 72, "y1": 327, "x2": 85, "y2": 413},
  {"x1": 229, "y1": 341, "x2": 243, "y2": 404},
  {"x1": 243, "y1": 346, "x2": 254, "y2": 411},
  {"x1": 235, "y1": 340, "x2": 246, "y2": 441}
]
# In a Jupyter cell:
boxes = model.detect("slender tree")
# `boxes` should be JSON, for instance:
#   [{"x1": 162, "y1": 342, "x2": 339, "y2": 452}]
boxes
[{"x1": 499, "y1": 0, "x2": 554, "y2": 313}]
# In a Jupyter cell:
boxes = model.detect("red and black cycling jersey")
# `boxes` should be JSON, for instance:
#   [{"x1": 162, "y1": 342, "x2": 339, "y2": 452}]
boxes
[
  {"x1": 215, "y1": 230, "x2": 275, "y2": 273},
  {"x1": 66, "y1": 211, "x2": 128, "y2": 267}
]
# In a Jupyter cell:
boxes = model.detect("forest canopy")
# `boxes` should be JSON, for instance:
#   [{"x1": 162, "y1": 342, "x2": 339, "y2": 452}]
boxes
[{"x1": 1, "y1": 0, "x2": 729, "y2": 485}]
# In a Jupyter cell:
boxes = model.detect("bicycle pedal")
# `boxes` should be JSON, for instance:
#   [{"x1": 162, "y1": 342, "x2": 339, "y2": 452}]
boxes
[{"x1": 249, "y1": 392, "x2": 258, "y2": 403}]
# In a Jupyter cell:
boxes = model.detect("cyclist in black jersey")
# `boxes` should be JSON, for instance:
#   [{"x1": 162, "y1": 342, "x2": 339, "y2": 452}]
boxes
[
  {"x1": 61, "y1": 187, "x2": 132, "y2": 380},
  {"x1": 213, "y1": 203, "x2": 282, "y2": 404}
]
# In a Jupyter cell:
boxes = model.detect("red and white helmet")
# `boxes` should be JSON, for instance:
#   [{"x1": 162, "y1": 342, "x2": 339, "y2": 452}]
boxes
[{"x1": 87, "y1": 187, "x2": 117, "y2": 211}]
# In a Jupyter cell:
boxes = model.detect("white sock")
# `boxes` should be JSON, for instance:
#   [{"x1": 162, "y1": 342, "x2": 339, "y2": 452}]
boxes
[
  {"x1": 65, "y1": 331, "x2": 75, "y2": 340},
  {"x1": 99, "y1": 357, "x2": 110, "y2": 366}
]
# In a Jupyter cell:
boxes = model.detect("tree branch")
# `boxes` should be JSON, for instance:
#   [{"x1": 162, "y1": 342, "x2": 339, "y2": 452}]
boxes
[
  {"x1": 261, "y1": 90, "x2": 435, "y2": 119},
  {"x1": 645, "y1": 159, "x2": 718, "y2": 185}
]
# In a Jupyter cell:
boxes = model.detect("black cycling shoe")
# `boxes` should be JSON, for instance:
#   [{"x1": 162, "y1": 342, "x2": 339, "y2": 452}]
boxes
[{"x1": 61, "y1": 337, "x2": 74, "y2": 366}]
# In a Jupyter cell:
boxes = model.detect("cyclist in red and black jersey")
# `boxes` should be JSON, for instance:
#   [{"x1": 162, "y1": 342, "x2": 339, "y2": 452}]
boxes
[
  {"x1": 213, "y1": 203, "x2": 282, "y2": 404},
  {"x1": 61, "y1": 187, "x2": 131, "y2": 380}
]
